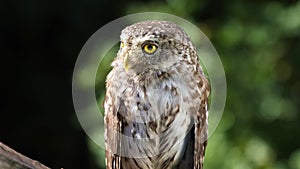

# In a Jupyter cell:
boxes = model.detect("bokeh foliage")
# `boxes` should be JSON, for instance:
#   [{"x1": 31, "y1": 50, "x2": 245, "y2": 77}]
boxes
[{"x1": 1, "y1": 0, "x2": 300, "y2": 169}]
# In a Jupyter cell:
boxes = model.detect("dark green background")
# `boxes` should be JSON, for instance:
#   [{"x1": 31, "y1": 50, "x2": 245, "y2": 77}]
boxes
[{"x1": 1, "y1": 0, "x2": 300, "y2": 169}]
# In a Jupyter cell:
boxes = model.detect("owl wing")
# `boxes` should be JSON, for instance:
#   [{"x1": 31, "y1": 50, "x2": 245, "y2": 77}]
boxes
[
  {"x1": 194, "y1": 76, "x2": 210, "y2": 169},
  {"x1": 104, "y1": 78, "x2": 122, "y2": 169}
]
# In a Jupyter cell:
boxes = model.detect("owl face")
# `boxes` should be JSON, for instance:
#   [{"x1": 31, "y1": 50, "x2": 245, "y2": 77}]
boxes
[{"x1": 118, "y1": 20, "x2": 191, "y2": 74}]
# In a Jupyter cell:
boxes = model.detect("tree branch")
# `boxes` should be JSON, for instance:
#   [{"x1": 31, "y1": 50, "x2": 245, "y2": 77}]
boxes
[{"x1": 0, "y1": 142, "x2": 50, "y2": 169}]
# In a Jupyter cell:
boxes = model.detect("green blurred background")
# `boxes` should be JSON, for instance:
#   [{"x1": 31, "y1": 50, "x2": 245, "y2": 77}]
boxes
[{"x1": 1, "y1": 0, "x2": 300, "y2": 169}]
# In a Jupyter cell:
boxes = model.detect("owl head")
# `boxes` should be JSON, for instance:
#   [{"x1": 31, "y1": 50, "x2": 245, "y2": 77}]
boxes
[{"x1": 118, "y1": 20, "x2": 195, "y2": 74}]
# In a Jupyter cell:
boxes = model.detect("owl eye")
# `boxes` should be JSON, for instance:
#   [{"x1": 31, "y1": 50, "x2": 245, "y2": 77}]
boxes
[{"x1": 142, "y1": 43, "x2": 157, "y2": 54}]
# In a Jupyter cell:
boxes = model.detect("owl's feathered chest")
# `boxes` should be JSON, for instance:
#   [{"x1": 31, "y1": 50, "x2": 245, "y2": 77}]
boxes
[
  {"x1": 108, "y1": 69, "x2": 201, "y2": 168},
  {"x1": 121, "y1": 73, "x2": 193, "y2": 135}
]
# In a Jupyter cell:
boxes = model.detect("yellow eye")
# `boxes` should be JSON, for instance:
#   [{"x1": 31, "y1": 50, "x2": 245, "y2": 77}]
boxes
[
  {"x1": 143, "y1": 44, "x2": 157, "y2": 54},
  {"x1": 120, "y1": 42, "x2": 124, "y2": 48}
]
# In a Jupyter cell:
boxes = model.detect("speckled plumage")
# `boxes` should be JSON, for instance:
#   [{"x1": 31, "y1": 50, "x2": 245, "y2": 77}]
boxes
[{"x1": 104, "y1": 20, "x2": 210, "y2": 169}]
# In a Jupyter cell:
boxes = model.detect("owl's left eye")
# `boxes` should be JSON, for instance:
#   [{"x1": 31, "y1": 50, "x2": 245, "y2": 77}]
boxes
[{"x1": 142, "y1": 43, "x2": 157, "y2": 54}]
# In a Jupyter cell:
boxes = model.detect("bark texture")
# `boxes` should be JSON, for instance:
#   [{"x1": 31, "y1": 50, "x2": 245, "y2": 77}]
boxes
[{"x1": 0, "y1": 142, "x2": 50, "y2": 169}]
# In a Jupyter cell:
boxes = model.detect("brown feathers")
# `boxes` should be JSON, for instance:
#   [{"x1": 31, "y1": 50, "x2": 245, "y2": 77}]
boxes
[{"x1": 104, "y1": 20, "x2": 210, "y2": 169}]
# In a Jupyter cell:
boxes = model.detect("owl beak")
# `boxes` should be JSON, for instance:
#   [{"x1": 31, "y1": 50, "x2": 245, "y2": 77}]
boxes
[{"x1": 124, "y1": 53, "x2": 131, "y2": 72}]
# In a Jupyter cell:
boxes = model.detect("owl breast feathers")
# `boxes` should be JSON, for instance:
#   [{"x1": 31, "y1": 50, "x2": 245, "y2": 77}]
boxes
[{"x1": 104, "y1": 20, "x2": 210, "y2": 169}]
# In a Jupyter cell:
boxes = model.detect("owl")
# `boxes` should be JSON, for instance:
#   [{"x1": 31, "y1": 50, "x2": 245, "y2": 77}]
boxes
[{"x1": 104, "y1": 20, "x2": 210, "y2": 169}]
